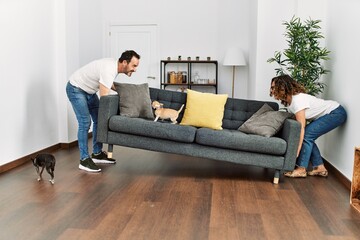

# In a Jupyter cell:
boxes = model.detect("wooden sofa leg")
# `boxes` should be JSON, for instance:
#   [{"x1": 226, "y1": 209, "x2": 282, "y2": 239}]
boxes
[
  {"x1": 107, "y1": 144, "x2": 113, "y2": 158},
  {"x1": 273, "y1": 170, "x2": 280, "y2": 184}
]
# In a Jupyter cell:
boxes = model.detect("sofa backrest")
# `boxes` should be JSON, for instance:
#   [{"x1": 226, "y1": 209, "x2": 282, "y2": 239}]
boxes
[
  {"x1": 223, "y1": 98, "x2": 278, "y2": 129},
  {"x1": 150, "y1": 88, "x2": 187, "y2": 120},
  {"x1": 149, "y1": 88, "x2": 279, "y2": 130}
]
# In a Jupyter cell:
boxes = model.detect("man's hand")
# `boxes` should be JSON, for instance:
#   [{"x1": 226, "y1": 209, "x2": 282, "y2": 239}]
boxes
[{"x1": 99, "y1": 83, "x2": 110, "y2": 97}]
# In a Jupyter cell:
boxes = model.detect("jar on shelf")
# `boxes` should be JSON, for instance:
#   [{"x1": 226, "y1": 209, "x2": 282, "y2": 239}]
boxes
[
  {"x1": 176, "y1": 72, "x2": 183, "y2": 83},
  {"x1": 182, "y1": 71, "x2": 187, "y2": 83},
  {"x1": 193, "y1": 72, "x2": 200, "y2": 84},
  {"x1": 209, "y1": 79, "x2": 216, "y2": 84},
  {"x1": 168, "y1": 71, "x2": 176, "y2": 84}
]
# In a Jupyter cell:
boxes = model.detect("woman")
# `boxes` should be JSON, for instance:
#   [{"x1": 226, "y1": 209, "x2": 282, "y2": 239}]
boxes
[{"x1": 270, "y1": 75, "x2": 347, "y2": 177}]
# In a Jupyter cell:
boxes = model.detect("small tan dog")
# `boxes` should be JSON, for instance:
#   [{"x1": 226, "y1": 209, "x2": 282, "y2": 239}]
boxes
[{"x1": 152, "y1": 100, "x2": 185, "y2": 124}]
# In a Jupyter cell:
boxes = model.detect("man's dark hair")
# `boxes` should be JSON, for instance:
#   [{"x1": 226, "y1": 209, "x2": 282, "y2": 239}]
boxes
[{"x1": 119, "y1": 50, "x2": 140, "y2": 63}]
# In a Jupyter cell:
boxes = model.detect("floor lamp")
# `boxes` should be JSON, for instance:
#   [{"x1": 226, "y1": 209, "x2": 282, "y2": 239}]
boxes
[{"x1": 223, "y1": 48, "x2": 246, "y2": 98}]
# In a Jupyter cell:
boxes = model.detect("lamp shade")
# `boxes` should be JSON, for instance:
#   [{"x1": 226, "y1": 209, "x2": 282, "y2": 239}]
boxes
[{"x1": 223, "y1": 48, "x2": 246, "y2": 66}]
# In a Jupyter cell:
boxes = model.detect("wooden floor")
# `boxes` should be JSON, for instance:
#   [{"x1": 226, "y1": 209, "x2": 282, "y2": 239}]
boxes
[{"x1": 1, "y1": 144, "x2": 360, "y2": 240}]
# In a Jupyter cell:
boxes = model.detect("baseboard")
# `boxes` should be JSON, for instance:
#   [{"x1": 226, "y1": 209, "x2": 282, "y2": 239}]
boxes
[
  {"x1": 0, "y1": 138, "x2": 353, "y2": 190},
  {"x1": 324, "y1": 158, "x2": 351, "y2": 190},
  {"x1": 60, "y1": 141, "x2": 79, "y2": 150},
  {"x1": 0, "y1": 143, "x2": 61, "y2": 174},
  {"x1": 0, "y1": 133, "x2": 92, "y2": 174}
]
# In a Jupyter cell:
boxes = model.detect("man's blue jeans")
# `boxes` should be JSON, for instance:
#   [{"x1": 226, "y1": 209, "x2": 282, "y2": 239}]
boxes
[
  {"x1": 66, "y1": 82, "x2": 102, "y2": 160},
  {"x1": 297, "y1": 105, "x2": 347, "y2": 168}
]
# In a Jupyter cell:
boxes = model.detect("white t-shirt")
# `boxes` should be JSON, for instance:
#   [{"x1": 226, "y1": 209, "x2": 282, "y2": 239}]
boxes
[
  {"x1": 288, "y1": 93, "x2": 339, "y2": 121},
  {"x1": 69, "y1": 58, "x2": 118, "y2": 94}
]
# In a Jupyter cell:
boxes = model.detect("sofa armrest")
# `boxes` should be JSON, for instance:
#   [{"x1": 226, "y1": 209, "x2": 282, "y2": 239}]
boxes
[
  {"x1": 97, "y1": 95, "x2": 119, "y2": 143},
  {"x1": 279, "y1": 119, "x2": 301, "y2": 171}
]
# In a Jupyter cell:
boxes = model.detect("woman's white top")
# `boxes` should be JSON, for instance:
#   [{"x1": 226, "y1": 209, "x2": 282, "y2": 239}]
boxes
[{"x1": 287, "y1": 93, "x2": 339, "y2": 120}]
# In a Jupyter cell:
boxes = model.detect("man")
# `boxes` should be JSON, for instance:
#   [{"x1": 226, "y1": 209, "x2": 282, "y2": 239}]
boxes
[{"x1": 66, "y1": 50, "x2": 140, "y2": 172}]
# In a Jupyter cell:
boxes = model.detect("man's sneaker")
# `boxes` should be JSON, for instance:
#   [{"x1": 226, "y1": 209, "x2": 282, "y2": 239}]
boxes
[
  {"x1": 91, "y1": 151, "x2": 116, "y2": 164},
  {"x1": 79, "y1": 157, "x2": 101, "y2": 172}
]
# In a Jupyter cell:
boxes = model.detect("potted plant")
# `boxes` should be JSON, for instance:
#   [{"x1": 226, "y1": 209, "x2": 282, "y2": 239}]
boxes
[{"x1": 267, "y1": 16, "x2": 331, "y2": 95}]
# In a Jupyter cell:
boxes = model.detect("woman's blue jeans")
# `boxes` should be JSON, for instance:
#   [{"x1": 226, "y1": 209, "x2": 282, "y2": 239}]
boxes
[
  {"x1": 66, "y1": 82, "x2": 102, "y2": 160},
  {"x1": 297, "y1": 105, "x2": 347, "y2": 168}
]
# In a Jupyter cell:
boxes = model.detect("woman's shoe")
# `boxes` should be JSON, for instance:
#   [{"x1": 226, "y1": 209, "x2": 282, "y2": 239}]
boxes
[
  {"x1": 308, "y1": 166, "x2": 328, "y2": 177},
  {"x1": 284, "y1": 168, "x2": 307, "y2": 178}
]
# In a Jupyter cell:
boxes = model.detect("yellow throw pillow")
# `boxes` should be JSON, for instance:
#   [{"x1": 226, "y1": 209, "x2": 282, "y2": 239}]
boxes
[{"x1": 180, "y1": 89, "x2": 228, "y2": 130}]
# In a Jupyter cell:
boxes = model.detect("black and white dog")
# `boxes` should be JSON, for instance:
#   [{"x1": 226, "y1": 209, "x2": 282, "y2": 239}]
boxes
[{"x1": 32, "y1": 153, "x2": 56, "y2": 184}]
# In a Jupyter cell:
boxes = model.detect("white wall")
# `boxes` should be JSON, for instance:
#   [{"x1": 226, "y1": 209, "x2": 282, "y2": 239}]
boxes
[
  {"x1": 253, "y1": 0, "x2": 297, "y2": 101},
  {"x1": 64, "y1": 0, "x2": 81, "y2": 143},
  {"x1": 254, "y1": 0, "x2": 327, "y2": 102},
  {"x1": 0, "y1": 0, "x2": 59, "y2": 165},
  {"x1": 99, "y1": 0, "x2": 251, "y2": 98},
  {"x1": 217, "y1": 0, "x2": 251, "y2": 98},
  {"x1": 56, "y1": 0, "x2": 82, "y2": 144},
  {"x1": 1, "y1": 0, "x2": 359, "y2": 180},
  {"x1": 322, "y1": 0, "x2": 360, "y2": 179},
  {"x1": 253, "y1": 0, "x2": 358, "y2": 179},
  {"x1": 78, "y1": 0, "x2": 102, "y2": 66},
  {"x1": 101, "y1": 0, "x2": 219, "y2": 60}
]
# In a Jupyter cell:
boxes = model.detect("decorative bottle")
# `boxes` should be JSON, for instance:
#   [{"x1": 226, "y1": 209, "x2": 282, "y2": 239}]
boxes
[{"x1": 193, "y1": 72, "x2": 200, "y2": 84}]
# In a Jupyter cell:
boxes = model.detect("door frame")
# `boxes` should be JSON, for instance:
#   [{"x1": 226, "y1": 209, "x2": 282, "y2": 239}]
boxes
[{"x1": 104, "y1": 23, "x2": 160, "y2": 87}]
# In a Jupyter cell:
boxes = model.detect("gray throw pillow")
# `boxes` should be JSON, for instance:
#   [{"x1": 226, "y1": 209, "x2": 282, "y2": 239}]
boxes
[
  {"x1": 114, "y1": 82, "x2": 154, "y2": 120},
  {"x1": 238, "y1": 103, "x2": 293, "y2": 137}
]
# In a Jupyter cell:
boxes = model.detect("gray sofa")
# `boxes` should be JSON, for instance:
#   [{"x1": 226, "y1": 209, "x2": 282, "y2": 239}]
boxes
[{"x1": 97, "y1": 87, "x2": 301, "y2": 184}]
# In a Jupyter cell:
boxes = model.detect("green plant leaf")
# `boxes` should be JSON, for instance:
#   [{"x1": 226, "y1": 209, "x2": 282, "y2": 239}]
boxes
[{"x1": 267, "y1": 16, "x2": 330, "y2": 95}]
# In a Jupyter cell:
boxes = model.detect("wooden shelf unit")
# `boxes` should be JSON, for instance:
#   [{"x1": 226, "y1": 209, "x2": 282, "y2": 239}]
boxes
[
  {"x1": 160, "y1": 60, "x2": 218, "y2": 93},
  {"x1": 351, "y1": 147, "x2": 360, "y2": 213}
]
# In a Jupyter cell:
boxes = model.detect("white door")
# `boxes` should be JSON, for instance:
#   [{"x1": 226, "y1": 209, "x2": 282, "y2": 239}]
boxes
[{"x1": 109, "y1": 24, "x2": 158, "y2": 88}]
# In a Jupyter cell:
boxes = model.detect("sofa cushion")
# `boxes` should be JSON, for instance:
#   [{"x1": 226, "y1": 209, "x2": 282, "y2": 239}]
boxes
[
  {"x1": 222, "y1": 98, "x2": 279, "y2": 130},
  {"x1": 238, "y1": 103, "x2": 294, "y2": 137},
  {"x1": 109, "y1": 115, "x2": 197, "y2": 143},
  {"x1": 114, "y1": 82, "x2": 154, "y2": 120},
  {"x1": 195, "y1": 128, "x2": 287, "y2": 155},
  {"x1": 180, "y1": 89, "x2": 228, "y2": 130}
]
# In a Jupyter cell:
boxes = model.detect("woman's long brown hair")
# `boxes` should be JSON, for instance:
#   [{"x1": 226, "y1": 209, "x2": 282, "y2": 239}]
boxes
[{"x1": 270, "y1": 75, "x2": 306, "y2": 106}]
